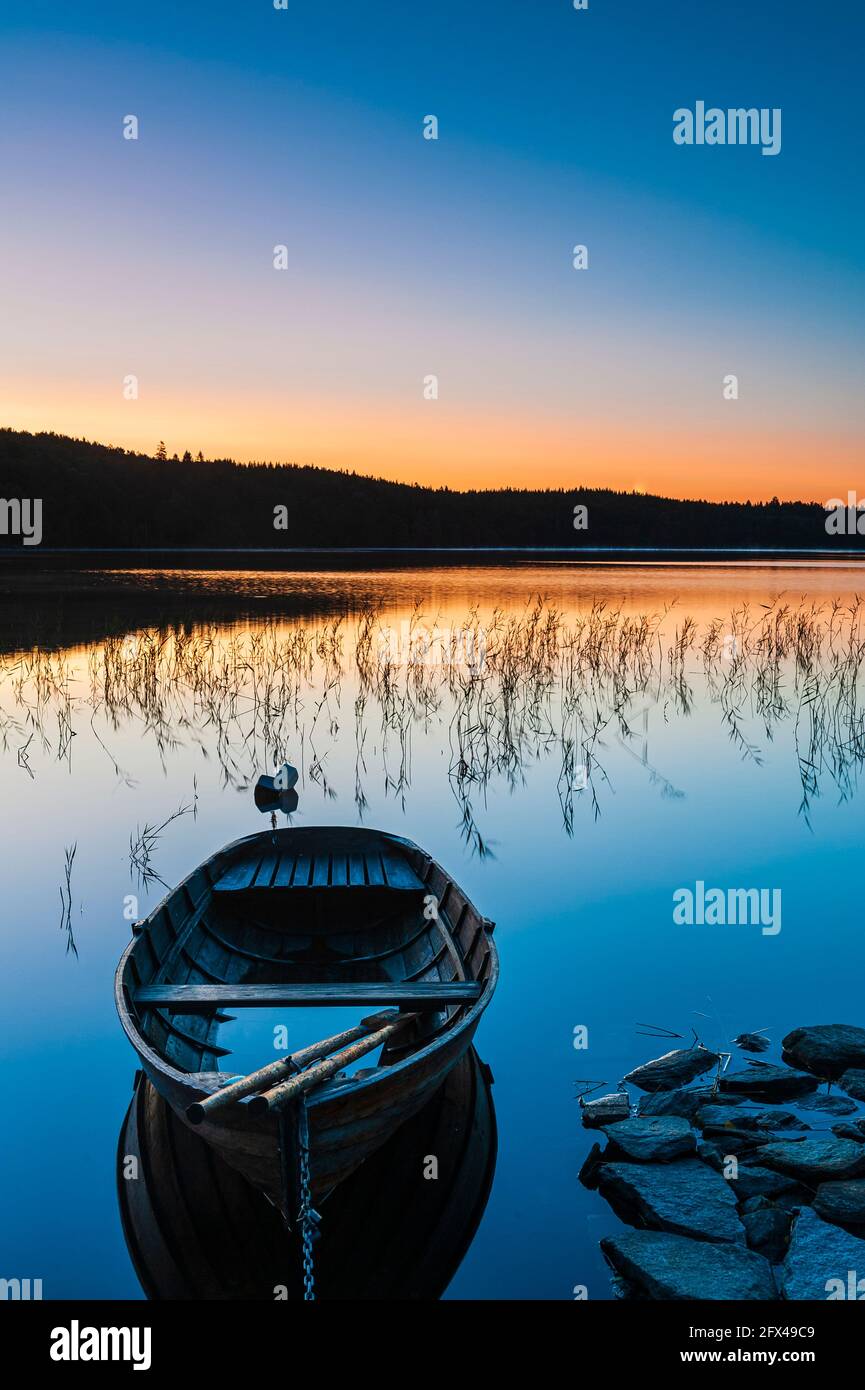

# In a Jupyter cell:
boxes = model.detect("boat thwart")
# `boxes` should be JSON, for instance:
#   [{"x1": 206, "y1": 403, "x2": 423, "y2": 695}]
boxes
[{"x1": 114, "y1": 825, "x2": 498, "y2": 1208}]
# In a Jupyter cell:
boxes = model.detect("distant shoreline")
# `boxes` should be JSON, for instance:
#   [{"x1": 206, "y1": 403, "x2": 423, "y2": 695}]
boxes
[
  {"x1": 2, "y1": 545, "x2": 865, "y2": 573},
  {"x1": 2, "y1": 547, "x2": 864, "y2": 659},
  {"x1": 4, "y1": 431, "x2": 862, "y2": 553}
]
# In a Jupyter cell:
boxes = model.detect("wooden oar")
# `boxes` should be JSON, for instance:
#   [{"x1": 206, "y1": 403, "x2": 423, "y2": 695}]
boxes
[
  {"x1": 186, "y1": 1009, "x2": 404, "y2": 1125},
  {"x1": 247, "y1": 1012, "x2": 418, "y2": 1116}
]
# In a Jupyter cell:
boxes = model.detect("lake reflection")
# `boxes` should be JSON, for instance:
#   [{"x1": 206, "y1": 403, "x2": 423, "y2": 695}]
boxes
[{"x1": 1, "y1": 564, "x2": 863, "y2": 1299}]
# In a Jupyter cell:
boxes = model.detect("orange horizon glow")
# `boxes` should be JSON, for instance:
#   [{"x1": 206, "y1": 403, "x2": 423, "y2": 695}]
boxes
[
  {"x1": 5, "y1": 22, "x2": 863, "y2": 518},
  {"x1": 3, "y1": 383, "x2": 859, "y2": 506}
]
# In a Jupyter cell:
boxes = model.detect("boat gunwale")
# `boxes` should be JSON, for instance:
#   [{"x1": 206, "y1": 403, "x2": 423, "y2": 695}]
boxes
[{"x1": 114, "y1": 826, "x2": 498, "y2": 1114}]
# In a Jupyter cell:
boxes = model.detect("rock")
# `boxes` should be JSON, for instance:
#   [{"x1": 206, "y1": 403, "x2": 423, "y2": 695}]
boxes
[
  {"x1": 741, "y1": 1195, "x2": 772, "y2": 1214},
  {"x1": 833, "y1": 1122, "x2": 865, "y2": 1143},
  {"x1": 624, "y1": 1046, "x2": 720, "y2": 1093},
  {"x1": 696, "y1": 1139, "x2": 725, "y2": 1170},
  {"x1": 782, "y1": 1024, "x2": 865, "y2": 1081},
  {"x1": 578, "y1": 1141, "x2": 603, "y2": 1189},
  {"x1": 813, "y1": 1180, "x2": 865, "y2": 1229},
  {"x1": 696, "y1": 1105, "x2": 808, "y2": 1132},
  {"x1": 601, "y1": 1116, "x2": 696, "y2": 1163},
  {"x1": 731, "y1": 1032, "x2": 771, "y2": 1054},
  {"x1": 758, "y1": 1137, "x2": 865, "y2": 1184},
  {"x1": 839, "y1": 1069, "x2": 865, "y2": 1101},
  {"x1": 601, "y1": 1229, "x2": 777, "y2": 1301},
  {"x1": 741, "y1": 1206, "x2": 793, "y2": 1263},
  {"x1": 701, "y1": 1127, "x2": 803, "y2": 1155},
  {"x1": 797, "y1": 1093, "x2": 857, "y2": 1116},
  {"x1": 720, "y1": 1064, "x2": 818, "y2": 1102},
  {"x1": 731, "y1": 1166, "x2": 809, "y2": 1202},
  {"x1": 781, "y1": 1206, "x2": 865, "y2": 1299},
  {"x1": 638, "y1": 1086, "x2": 725, "y2": 1121},
  {"x1": 595, "y1": 1158, "x2": 745, "y2": 1244},
  {"x1": 580, "y1": 1092, "x2": 630, "y2": 1128}
]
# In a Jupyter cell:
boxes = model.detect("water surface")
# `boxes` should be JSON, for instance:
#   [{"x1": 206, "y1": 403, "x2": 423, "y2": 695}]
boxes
[{"x1": 1, "y1": 563, "x2": 863, "y2": 1299}]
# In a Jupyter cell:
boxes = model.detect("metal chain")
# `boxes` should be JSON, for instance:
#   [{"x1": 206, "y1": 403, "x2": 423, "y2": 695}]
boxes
[{"x1": 297, "y1": 1097, "x2": 319, "y2": 1301}]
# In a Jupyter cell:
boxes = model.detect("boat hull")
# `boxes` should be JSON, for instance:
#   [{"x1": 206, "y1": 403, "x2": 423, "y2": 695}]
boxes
[
  {"x1": 115, "y1": 826, "x2": 498, "y2": 1207},
  {"x1": 117, "y1": 1045, "x2": 497, "y2": 1299}
]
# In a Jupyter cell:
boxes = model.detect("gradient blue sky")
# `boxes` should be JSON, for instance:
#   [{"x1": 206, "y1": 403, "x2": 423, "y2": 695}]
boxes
[{"x1": 1, "y1": 0, "x2": 862, "y2": 497}]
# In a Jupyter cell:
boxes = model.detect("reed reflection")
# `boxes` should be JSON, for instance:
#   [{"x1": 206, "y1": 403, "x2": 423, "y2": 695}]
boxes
[{"x1": 2, "y1": 597, "x2": 863, "y2": 858}]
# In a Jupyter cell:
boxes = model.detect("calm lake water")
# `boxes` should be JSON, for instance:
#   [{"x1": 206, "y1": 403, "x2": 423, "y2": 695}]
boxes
[{"x1": 1, "y1": 562, "x2": 864, "y2": 1299}]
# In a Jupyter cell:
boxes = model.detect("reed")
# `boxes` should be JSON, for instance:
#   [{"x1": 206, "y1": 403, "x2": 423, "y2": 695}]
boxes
[
  {"x1": 128, "y1": 801, "x2": 194, "y2": 890},
  {"x1": 2, "y1": 597, "x2": 863, "y2": 844},
  {"x1": 59, "y1": 842, "x2": 78, "y2": 958}
]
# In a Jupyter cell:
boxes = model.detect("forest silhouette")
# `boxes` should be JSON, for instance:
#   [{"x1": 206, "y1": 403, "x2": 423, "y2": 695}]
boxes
[{"x1": 0, "y1": 428, "x2": 858, "y2": 551}]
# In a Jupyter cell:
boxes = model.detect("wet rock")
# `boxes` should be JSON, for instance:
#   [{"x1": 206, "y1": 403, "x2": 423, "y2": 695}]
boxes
[
  {"x1": 782, "y1": 1024, "x2": 865, "y2": 1081},
  {"x1": 797, "y1": 1093, "x2": 857, "y2": 1116},
  {"x1": 696, "y1": 1139, "x2": 727, "y2": 1171},
  {"x1": 602, "y1": 1116, "x2": 696, "y2": 1163},
  {"x1": 730, "y1": 1165, "x2": 809, "y2": 1203},
  {"x1": 700, "y1": 1126, "x2": 801, "y2": 1154},
  {"x1": 732, "y1": 1032, "x2": 771, "y2": 1054},
  {"x1": 781, "y1": 1207, "x2": 865, "y2": 1299},
  {"x1": 833, "y1": 1121, "x2": 865, "y2": 1143},
  {"x1": 638, "y1": 1086, "x2": 721, "y2": 1121},
  {"x1": 839, "y1": 1069, "x2": 865, "y2": 1101},
  {"x1": 720, "y1": 1064, "x2": 818, "y2": 1103},
  {"x1": 624, "y1": 1046, "x2": 720, "y2": 1094},
  {"x1": 813, "y1": 1180, "x2": 865, "y2": 1230},
  {"x1": 741, "y1": 1195, "x2": 772, "y2": 1214},
  {"x1": 696, "y1": 1105, "x2": 808, "y2": 1132},
  {"x1": 758, "y1": 1137, "x2": 865, "y2": 1184},
  {"x1": 578, "y1": 1141, "x2": 603, "y2": 1189},
  {"x1": 601, "y1": 1229, "x2": 776, "y2": 1301},
  {"x1": 741, "y1": 1206, "x2": 793, "y2": 1263},
  {"x1": 596, "y1": 1158, "x2": 745, "y2": 1244},
  {"x1": 580, "y1": 1092, "x2": 631, "y2": 1128}
]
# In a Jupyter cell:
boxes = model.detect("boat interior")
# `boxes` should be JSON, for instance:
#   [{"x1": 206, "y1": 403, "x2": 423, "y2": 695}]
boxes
[{"x1": 123, "y1": 828, "x2": 493, "y2": 1081}]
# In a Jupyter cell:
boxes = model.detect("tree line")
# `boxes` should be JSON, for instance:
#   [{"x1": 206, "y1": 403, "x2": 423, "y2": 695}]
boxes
[{"x1": 0, "y1": 428, "x2": 859, "y2": 552}]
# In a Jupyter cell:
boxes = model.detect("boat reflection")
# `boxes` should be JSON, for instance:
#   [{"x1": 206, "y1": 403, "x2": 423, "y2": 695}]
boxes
[{"x1": 117, "y1": 1045, "x2": 496, "y2": 1300}]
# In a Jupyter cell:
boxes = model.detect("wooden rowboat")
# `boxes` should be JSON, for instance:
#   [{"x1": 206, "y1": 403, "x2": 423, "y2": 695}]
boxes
[
  {"x1": 115, "y1": 826, "x2": 498, "y2": 1211},
  {"x1": 117, "y1": 1046, "x2": 496, "y2": 1299}
]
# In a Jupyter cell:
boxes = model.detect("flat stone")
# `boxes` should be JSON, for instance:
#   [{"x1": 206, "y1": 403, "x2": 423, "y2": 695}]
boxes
[
  {"x1": 697, "y1": 1105, "x2": 809, "y2": 1133},
  {"x1": 741, "y1": 1195, "x2": 772, "y2": 1214},
  {"x1": 699, "y1": 1151, "x2": 811, "y2": 1204},
  {"x1": 730, "y1": 1166, "x2": 809, "y2": 1202},
  {"x1": 782, "y1": 1025, "x2": 865, "y2": 1081},
  {"x1": 638, "y1": 1086, "x2": 724, "y2": 1121},
  {"x1": 596, "y1": 1158, "x2": 745, "y2": 1244},
  {"x1": 741, "y1": 1206, "x2": 793, "y2": 1264},
  {"x1": 757, "y1": 1137, "x2": 865, "y2": 1184},
  {"x1": 601, "y1": 1115, "x2": 696, "y2": 1163},
  {"x1": 731, "y1": 1032, "x2": 771, "y2": 1054},
  {"x1": 720, "y1": 1065, "x2": 818, "y2": 1102},
  {"x1": 839, "y1": 1069, "x2": 865, "y2": 1101},
  {"x1": 624, "y1": 1046, "x2": 720, "y2": 1093},
  {"x1": 813, "y1": 1180, "x2": 865, "y2": 1229},
  {"x1": 700, "y1": 1128, "x2": 781, "y2": 1154},
  {"x1": 580, "y1": 1092, "x2": 631, "y2": 1128},
  {"x1": 577, "y1": 1141, "x2": 603, "y2": 1189},
  {"x1": 696, "y1": 1139, "x2": 726, "y2": 1171},
  {"x1": 601, "y1": 1229, "x2": 776, "y2": 1301},
  {"x1": 797, "y1": 1093, "x2": 857, "y2": 1116},
  {"x1": 833, "y1": 1122, "x2": 865, "y2": 1143},
  {"x1": 781, "y1": 1207, "x2": 865, "y2": 1299}
]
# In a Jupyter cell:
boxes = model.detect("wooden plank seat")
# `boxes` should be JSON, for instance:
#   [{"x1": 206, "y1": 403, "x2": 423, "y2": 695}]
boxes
[
  {"x1": 134, "y1": 981, "x2": 482, "y2": 1012},
  {"x1": 214, "y1": 848, "x2": 425, "y2": 894}
]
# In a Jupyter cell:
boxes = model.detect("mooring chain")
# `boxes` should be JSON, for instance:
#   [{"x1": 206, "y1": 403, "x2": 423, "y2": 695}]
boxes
[{"x1": 297, "y1": 1097, "x2": 321, "y2": 1301}]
